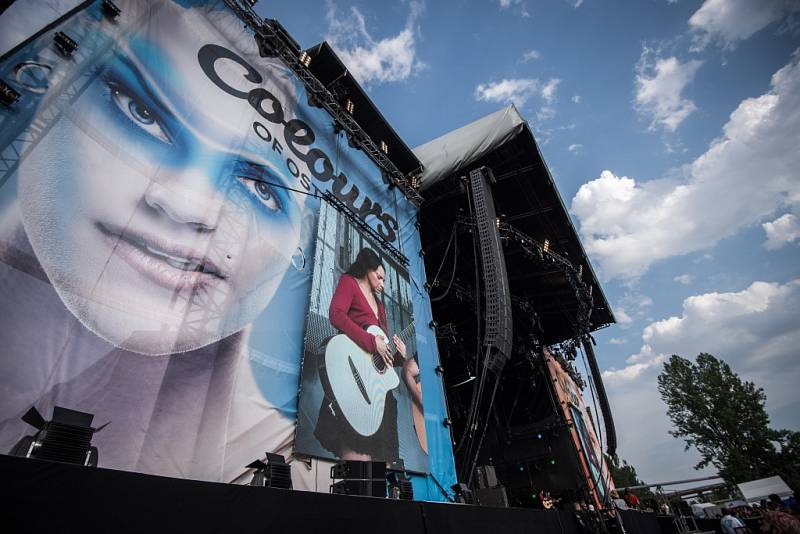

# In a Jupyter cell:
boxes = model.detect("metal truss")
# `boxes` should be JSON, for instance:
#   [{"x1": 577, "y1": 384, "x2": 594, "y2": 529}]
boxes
[
  {"x1": 223, "y1": 0, "x2": 423, "y2": 206},
  {"x1": 322, "y1": 192, "x2": 409, "y2": 267}
]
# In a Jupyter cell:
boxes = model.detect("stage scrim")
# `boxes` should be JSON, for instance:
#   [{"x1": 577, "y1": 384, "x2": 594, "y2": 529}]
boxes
[{"x1": 0, "y1": 0, "x2": 452, "y2": 496}]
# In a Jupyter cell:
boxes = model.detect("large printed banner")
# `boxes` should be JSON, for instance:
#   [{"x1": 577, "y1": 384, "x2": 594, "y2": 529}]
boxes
[
  {"x1": 0, "y1": 0, "x2": 450, "y2": 490},
  {"x1": 545, "y1": 351, "x2": 613, "y2": 508},
  {"x1": 295, "y1": 201, "x2": 428, "y2": 472}
]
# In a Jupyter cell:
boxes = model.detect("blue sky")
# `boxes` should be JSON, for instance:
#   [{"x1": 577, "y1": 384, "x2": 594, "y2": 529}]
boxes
[{"x1": 261, "y1": 0, "x2": 800, "y2": 485}]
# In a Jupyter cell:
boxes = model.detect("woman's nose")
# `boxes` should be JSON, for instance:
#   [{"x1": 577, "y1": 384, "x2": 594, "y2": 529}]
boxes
[{"x1": 143, "y1": 169, "x2": 223, "y2": 230}]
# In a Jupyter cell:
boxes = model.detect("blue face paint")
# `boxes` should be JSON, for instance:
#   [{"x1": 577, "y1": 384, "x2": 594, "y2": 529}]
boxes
[{"x1": 94, "y1": 41, "x2": 299, "y2": 228}]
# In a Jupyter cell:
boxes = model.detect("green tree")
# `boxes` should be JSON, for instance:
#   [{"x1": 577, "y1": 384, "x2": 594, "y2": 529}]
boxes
[
  {"x1": 608, "y1": 455, "x2": 653, "y2": 501},
  {"x1": 657, "y1": 353, "x2": 800, "y2": 491}
]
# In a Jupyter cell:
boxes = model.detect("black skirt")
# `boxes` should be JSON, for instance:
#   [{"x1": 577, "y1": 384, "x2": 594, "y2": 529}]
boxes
[{"x1": 314, "y1": 388, "x2": 400, "y2": 461}]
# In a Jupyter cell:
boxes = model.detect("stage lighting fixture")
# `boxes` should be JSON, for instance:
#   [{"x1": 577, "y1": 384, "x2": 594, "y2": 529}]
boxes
[
  {"x1": 346, "y1": 132, "x2": 361, "y2": 150},
  {"x1": 452, "y1": 483, "x2": 474, "y2": 504},
  {"x1": 387, "y1": 471, "x2": 413, "y2": 500},
  {"x1": 298, "y1": 51, "x2": 312, "y2": 68},
  {"x1": 101, "y1": 0, "x2": 121, "y2": 19},
  {"x1": 345, "y1": 99, "x2": 355, "y2": 114},
  {"x1": 306, "y1": 92, "x2": 324, "y2": 109},
  {"x1": 246, "y1": 453, "x2": 293, "y2": 489},
  {"x1": 411, "y1": 174, "x2": 419, "y2": 189},
  {"x1": 245, "y1": 0, "x2": 259, "y2": 6},
  {"x1": 380, "y1": 140, "x2": 389, "y2": 154},
  {"x1": 53, "y1": 32, "x2": 78, "y2": 57},
  {"x1": 542, "y1": 239, "x2": 550, "y2": 253},
  {"x1": 0, "y1": 80, "x2": 21, "y2": 107},
  {"x1": 9, "y1": 406, "x2": 103, "y2": 466}
]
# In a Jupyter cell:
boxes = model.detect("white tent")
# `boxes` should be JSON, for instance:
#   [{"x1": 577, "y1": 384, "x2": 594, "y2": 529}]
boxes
[{"x1": 737, "y1": 476, "x2": 793, "y2": 504}]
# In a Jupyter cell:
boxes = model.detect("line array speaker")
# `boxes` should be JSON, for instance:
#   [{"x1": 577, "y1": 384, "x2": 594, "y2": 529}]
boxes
[{"x1": 468, "y1": 166, "x2": 513, "y2": 372}]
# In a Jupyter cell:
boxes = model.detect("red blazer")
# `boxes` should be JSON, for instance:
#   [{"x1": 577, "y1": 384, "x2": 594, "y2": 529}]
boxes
[{"x1": 329, "y1": 274, "x2": 388, "y2": 354}]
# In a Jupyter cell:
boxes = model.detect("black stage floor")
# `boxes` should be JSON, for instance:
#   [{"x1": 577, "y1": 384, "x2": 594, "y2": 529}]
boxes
[{"x1": 2, "y1": 454, "x2": 661, "y2": 533}]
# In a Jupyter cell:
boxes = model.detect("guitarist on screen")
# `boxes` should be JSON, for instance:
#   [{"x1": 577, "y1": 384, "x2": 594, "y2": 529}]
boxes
[{"x1": 315, "y1": 248, "x2": 414, "y2": 461}]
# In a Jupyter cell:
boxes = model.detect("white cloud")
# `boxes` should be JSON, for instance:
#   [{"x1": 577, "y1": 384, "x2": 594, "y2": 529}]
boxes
[
  {"x1": 324, "y1": 1, "x2": 425, "y2": 86},
  {"x1": 603, "y1": 280, "x2": 800, "y2": 482},
  {"x1": 498, "y1": 0, "x2": 530, "y2": 17},
  {"x1": 568, "y1": 143, "x2": 583, "y2": 153},
  {"x1": 674, "y1": 274, "x2": 692, "y2": 285},
  {"x1": 522, "y1": 49, "x2": 541, "y2": 62},
  {"x1": 614, "y1": 307, "x2": 633, "y2": 328},
  {"x1": 609, "y1": 337, "x2": 627, "y2": 345},
  {"x1": 474, "y1": 77, "x2": 560, "y2": 119},
  {"x1": 572, "y1": 95, "x2": 582, "y2": 104},
  {"x1": 541, "y1": 78, "x2": 560, "y2": 104},
  {"x1": 635, "y1": 49, "x2": 703, "y2": 132},
  {"x1": 573, "y1": 52, "x2": 800, "y2": 280},
  {"x1": 475, "y1": 78, "x2": 538, "y2": 108},
  {"x1": 605, "y1": 279, "x2": 800, "y2": 390},
  {"x1": 763, "y1": 213, "x2": 800, "y2": 250},
  {"x1": 689, "y1": 0, "x2": 800, "y2": 51}
]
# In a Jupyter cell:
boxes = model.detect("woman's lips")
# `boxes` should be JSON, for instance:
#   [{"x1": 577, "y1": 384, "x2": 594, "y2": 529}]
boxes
[{"x1": 96, "y1": 222, "x2": 228, "y2": 290}]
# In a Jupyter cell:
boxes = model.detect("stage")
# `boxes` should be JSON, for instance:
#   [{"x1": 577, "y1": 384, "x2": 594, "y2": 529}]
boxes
[{"x1": 1, "y1": 454, "x2": 658, "y2": 534}]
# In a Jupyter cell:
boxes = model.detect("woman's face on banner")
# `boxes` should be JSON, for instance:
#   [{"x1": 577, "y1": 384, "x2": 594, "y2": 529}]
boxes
[{"x1": 17, "y1": 2, "x2": 306, "y2": 355}]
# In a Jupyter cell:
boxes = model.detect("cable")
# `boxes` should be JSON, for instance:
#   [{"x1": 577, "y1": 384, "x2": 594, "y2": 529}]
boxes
[
  {"x1": 465, "y1": 370, "x2": 502, "y2": 487},
  {"x1": 430, "y1": 225, "x2": 458, "y2": 302}
]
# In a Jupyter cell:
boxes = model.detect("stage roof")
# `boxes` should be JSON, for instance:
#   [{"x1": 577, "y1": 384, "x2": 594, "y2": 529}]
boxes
[
  {"x1": 303, "y1": 41, "x2": 423, "y2": 177},
  {"x1": 414, "y1": 106, "x2": 526, "y2": 191},
  {"x1": 413, "y1": 105, "x2": 615, "y2": 341}
]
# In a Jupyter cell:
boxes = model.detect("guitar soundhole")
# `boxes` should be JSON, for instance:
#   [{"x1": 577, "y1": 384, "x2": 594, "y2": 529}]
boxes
[{"x1": 373, "y1": 354, "x2": 387, "y2": 373}]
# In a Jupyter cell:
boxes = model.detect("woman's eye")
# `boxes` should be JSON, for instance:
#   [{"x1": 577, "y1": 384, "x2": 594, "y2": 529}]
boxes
[
  {"x1": 109, "y1": 83, "x2": 170, "y2": 144},
  {"x1": 239, "y1": 177, "x2": 282, "y2": 212}
]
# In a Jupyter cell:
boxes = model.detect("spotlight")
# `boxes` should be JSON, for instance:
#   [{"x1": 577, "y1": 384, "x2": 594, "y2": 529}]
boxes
[
  {"x1": 379, "y1": 140, "x2": 389, "y2": 154},
  {"x1": 9, "y1": 406, "x2": 104, "y2": 466},
  {"x1": 0, "y1": 80, "x2": 21, "y2": 107},
  {"x1": 53, "y1": 32, "x2": 78, "y2": 57},
  {"x1": 101, "y1": 0, "x2": 121, "y2": 19},
  {"x1": 298, "y1": 51, "x2": 312, "y2": 68},
  {"x1": 246, "y1": 453, "x2": 292, "y2": 489},
  {"x1": 542, "y1": 239, "x2": 550, "y2": 253},
  {"x1": 344, "y1": 99, "x2": 355, "y2": 114}
]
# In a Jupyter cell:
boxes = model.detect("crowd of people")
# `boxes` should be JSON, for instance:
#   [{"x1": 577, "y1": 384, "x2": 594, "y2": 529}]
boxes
[
  {"x1": 719, "y1": 494, "x2": 800, "y2": 534},
  {"x1": 610, "y1": 488, "x2": 800, "y2": 533}
]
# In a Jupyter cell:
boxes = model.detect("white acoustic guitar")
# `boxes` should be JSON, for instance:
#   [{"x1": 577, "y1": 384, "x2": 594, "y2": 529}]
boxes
[{"x1": 324, "y1": 322, "x2": 416, "y2": 437}]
